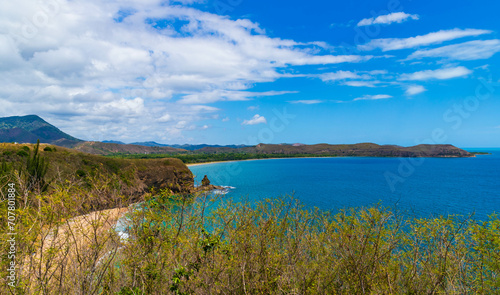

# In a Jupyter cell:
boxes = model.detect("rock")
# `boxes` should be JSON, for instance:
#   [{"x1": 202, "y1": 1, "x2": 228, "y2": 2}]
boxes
[{"x1": 201, "y1": 175, "x2": 210, "y2": 186}]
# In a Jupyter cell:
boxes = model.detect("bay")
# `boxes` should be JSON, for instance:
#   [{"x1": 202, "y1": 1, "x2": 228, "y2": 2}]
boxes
[{"x1": 189, "y1": 148, "x2": 500, "y2": 219}]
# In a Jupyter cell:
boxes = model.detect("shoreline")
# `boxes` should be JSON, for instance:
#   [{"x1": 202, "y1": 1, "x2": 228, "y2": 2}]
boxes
[
  {"x1": 185, "y1": 154, "x2": 478, "y2": 168},
  {"x1": 185, "y1": 157, "x2": 317, "y2": 167}
]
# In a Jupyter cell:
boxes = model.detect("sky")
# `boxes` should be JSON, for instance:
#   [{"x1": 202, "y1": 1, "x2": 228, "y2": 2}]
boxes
[{"x1": 1, "y1": 0, "x2": 500, "y2": 147}]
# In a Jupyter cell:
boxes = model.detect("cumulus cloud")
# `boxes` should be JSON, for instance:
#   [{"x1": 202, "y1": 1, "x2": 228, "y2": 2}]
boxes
[
  {"x1": 357, "y1": 12, "x2": 419, "y2": 27},
  {"x1": 359, "y1": 28, "x2": 491, "y2": 51},
  {"x1": 405, "y1": 85, "x2": 426, "y2": 96},
  {"x1": 407, "y1": 40, "x2": 500, "y2": 61},
  {"x1": 0, "y1": 0, "x2": 373, "y2": 141},
  {"x1": 318, "y1": 70, "x2": 388, "y2": 88},
  {"x1": 242, "y1": 114, "x2": 267, "y2": 125},
  {"x1": 288, "y1": 100, "x2": 323, "y2": 104},
  {"x1": 353, "y1": 94, "x2": 392, "y2": 101},
  {"x1": 400, "y1": 66, "x2": 472, "y2": 81}
]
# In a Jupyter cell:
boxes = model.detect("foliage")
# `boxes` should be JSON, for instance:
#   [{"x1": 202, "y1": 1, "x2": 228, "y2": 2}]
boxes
[
  {"x1": 16, "y1": 150, "x2": 29, "y2": 157},
  {"x1": 0, "y1": 173, "x2": 499, "y2": 294},
  {"x1": 108, "y1": 151, "x2": 331, "y2": 164}
]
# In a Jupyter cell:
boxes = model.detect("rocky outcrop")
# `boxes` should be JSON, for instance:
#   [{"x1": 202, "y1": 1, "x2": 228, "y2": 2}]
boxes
[
  {"x1": 195, "y1": 175, "x2": 224, "y2": 193},
  {"x1": 134, "y1": 158, "x2": 194, "y2": 194}
]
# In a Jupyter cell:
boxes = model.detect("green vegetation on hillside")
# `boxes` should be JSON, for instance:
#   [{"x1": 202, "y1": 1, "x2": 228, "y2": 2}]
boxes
[
  {"x1": 1, "y1": 178, "x2": 499, "y2": 293},
  {"x1": 107, "y1": 152, "x2": 333, "y2": 163},
  {"x1": 0, "y1": 143, "x2": 498, "y2": 294}
]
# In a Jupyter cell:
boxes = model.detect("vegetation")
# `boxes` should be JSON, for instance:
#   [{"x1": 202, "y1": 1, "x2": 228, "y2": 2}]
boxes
[
  {"x1": 0, "y1": 143, "x2": 498, "y2": 294},
  {"x1": 23, "y1": 140, "x2": 50, "y2": 192},
  {"x1": 107, "y1": 152, "x2": 330, "y2": 164}
]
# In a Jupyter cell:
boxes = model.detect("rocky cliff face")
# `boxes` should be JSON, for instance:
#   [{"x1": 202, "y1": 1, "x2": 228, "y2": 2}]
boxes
[
  {"x1": 134, "y1": 158, "x2": 194, "y2": 194},
  {"x1": 0, "y1": 144, "x2": 196, "y2": 210}
]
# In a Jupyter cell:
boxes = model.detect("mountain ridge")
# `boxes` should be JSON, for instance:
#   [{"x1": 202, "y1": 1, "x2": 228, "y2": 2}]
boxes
[
  {"x1": 0, "y1": 115, "x2": 82, "y2": 147},
  {"x1": 0, "y1": 115, "x2": 474, "y2": 157}
]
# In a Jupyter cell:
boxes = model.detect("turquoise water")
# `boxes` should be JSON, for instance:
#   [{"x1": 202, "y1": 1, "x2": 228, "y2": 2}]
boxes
[{"x1": 189, "y1": 148, "x2": 500, "y2": 219}]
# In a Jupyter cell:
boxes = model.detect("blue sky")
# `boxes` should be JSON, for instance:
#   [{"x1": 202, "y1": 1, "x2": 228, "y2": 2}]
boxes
[{"x1": 1, "y1": 0, "x2": 499, "y2": 147}]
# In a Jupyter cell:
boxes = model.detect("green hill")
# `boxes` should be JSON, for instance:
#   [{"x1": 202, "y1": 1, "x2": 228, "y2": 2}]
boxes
[
  {"x1": 0, "y1": 115, "x2": 82, "y2": 147},
  {"x1": 193, "y1": 142, "x2": 473, "y2": 158},
  {"x1": 0, "y1": 143, "x2": 194, "y2": 210}
]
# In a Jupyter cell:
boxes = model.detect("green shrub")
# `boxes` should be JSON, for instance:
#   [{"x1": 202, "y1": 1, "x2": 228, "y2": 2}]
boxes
[
  {"x1": 43, "y1": 146, "x2": 53, "y2": 152},
  {"x1": 76, "y1": 169, "x2": 86, "y2": 178},
  {"x1": 22, "y1": 145, "x2": 30, "y2": 152},
  {"x1": 1, "y1": 176, "x2": 499, "y2": 294},
  {"x1": 17, "y1": 150, "x2": 29, "y2": 157}
]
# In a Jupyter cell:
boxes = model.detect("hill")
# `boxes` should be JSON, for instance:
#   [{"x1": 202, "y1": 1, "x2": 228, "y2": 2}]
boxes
[
  {"x1": 129, "y1": 141, "x2": 249, "y2": 150},
  {"x1": 0, "y1": 143, "x2": 194, "y2": 208},
  {"x1": 0, "y1": 115, "x2": 82, "y2": 147},
  {"x1": 73, "y1": 141, "x2": 186, "y2": 155},
  {"x1": 196, "y1": 143, "x2": 473, "y2": 158}
]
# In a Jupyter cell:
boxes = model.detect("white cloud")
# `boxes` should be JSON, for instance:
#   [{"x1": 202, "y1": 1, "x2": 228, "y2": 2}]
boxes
[
  {"x1": 319, "y1": 71, "x2": 366, "y2": 81},
  {"x1": 318, "y1": 70, "x2": 388, "y2": 88},
  {"x1": 0, "y1": 0, "x2": 373, "y2": 141},
  {"x1": 288, "y1": 100, "x2": 323, "y2": 104},
  {"x1": 178, "y1": 90, "x2": 297, "y2": 104},
  {"x1": 343, "y1": 81, "x2": 378, "y2": 87},
  {"x1": 242, "y1": 114, "x2": 267, "y2": 125},
  {"x1": 359, "y1": 28, "x2": 491, "y2": 51},
  {"x1": 157, "y1": 114, "x2": 173, "y2": 122},
  {"x1": 400, "y1": 66, "x2": 472, "y2": 81},
  {"x1": 357, "y1": 12, "x2": 419, "y2": 27},
  {"x1": 247, "y1": 105, "x2": 259, "y2": 111},
  {"x1": 407, "y1": 40, "x2": 500, "y2": 61},
  {"x1": 405, "y1": 85, "x2": 426, "y2": 96},
  {"x1": 353, "y1": 94, "x2": 392, "y2": 101}
]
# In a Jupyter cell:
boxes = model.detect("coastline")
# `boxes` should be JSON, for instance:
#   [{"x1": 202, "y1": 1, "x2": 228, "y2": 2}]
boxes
[
  {"x1": 186, "y1": 157, "x2": 301, "y2": 167},
  {"x1": 185, "y1": 153, "x2": 478, "y2": 168}
]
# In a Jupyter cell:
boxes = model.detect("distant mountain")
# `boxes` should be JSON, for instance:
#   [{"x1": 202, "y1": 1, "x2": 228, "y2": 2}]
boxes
[
  {"x1": 130, "y1": 141, "x2": 169, "y2": 147},
  {"x1": 102, "y1": 140, "x2": 126, "y2": 145},
  {"x1": 167, "y1": 144, "x2": 249, "y2": 151},
  {"x1": 129, "y1": 141, "x2": 249, "y2": 151},
  {"x1": 0, "y1": 115, "x2": 82, "y2": 147},
  {"x1": 74, "y1": 141, "x2": 186, "y2": 155}
]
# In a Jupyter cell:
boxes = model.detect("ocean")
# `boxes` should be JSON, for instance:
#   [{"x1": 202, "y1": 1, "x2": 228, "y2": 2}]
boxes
[{"x1": 189, "y1": 148, "x2": 500, "y2": 219}]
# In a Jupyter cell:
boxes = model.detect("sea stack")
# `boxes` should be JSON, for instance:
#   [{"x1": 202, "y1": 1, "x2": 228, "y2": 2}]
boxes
[{"x1": 201, "y1": 175, "x2": 211, "y2": 186}]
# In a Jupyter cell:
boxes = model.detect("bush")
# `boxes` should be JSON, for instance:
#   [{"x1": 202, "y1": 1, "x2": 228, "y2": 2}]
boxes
[
  {"x1": 22, "y1": 145, "x2": 30, "y2": 152},
  {"x1": 76, "y1": 169, "x2": 86, "y2": 178},
  {"x1": 17, "y1": 150, "x2": 29, "y2": 157},
  {"x1": 1, "y1": 179, "x2": 499, "y2": 294},
  {"x1": 43, "y1": 146, "x2": 53, "y2": 152}
]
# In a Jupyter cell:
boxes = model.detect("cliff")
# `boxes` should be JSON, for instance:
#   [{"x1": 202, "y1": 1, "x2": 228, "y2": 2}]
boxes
[{"x1": 0, "y1": 143, "x2": 194, "y2": 208}]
